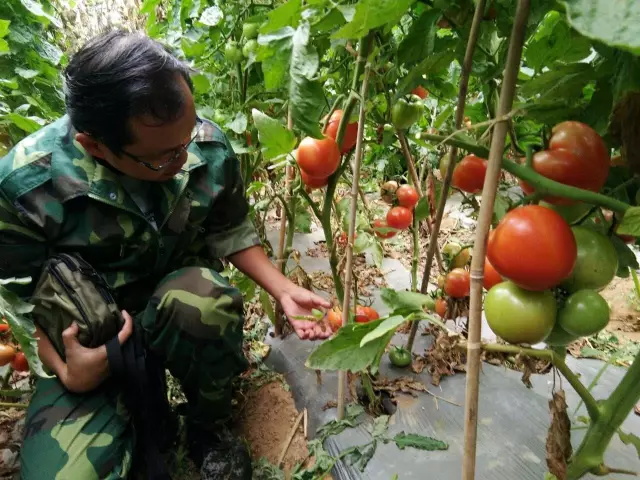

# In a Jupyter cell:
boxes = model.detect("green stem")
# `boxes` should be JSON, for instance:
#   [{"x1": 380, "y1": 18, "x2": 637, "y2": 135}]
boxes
[
  {"x1": 567, "y1": 348, "x2": 640, "y2": 479},
  {"x1": 323, "y1": 95, "x2": 345, "y2": 131},
  {"x1": 0, "y1": 401, "x2": 28, "y2": 408},
  {"x1": 421, "y1": 132, "x2": 631, "y2": 213},
  {"x1": 479, "y1": 343, "x2": 600, "y2": 420},
  {"x1": 631, "y1": 268, "x2": 640, "y2": 301},
  {"x1": 411, "y1": 216, "x2": 419, "y2": 291},
  {"x1": 274, "y1": 193, "x2": 294, "y2": 225}
]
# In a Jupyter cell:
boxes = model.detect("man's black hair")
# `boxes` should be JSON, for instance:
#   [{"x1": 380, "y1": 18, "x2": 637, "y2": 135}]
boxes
[{"x1": 64, "y1": 30, "x2": 194, "y2": 155}]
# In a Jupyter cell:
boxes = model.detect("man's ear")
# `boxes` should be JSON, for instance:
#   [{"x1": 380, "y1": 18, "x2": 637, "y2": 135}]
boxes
[{"x1": 75, "y1": 133, "x2": 109, "y2": 159}]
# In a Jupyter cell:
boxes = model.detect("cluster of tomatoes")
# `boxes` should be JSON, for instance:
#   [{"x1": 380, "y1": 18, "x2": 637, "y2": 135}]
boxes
[
  {"x1": 325, "y1": 304, "x2": 379, "y2": 333},
  {"x1": 0, "y1": 320, "x2": 29, "y2": 372},
  {"x1": 374, "y1": 181, "x2": 420, "y2": 239},
  {"x1": 433, "y1": 242, "x2": 474, "y2": 319},
  {"x1": 296, "y1": 109, "x2": 358, "y2": 190}
]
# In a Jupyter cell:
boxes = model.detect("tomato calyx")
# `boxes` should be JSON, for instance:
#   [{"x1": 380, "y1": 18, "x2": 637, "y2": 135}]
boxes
[{"x1": 389, "y1": 345, "x2": 412, "y2": 367}]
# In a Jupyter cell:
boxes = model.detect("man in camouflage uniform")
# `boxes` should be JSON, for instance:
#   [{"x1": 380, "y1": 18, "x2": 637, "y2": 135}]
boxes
[{"x1": 0, "y1": 31, "x2": 332, "y2": 479}]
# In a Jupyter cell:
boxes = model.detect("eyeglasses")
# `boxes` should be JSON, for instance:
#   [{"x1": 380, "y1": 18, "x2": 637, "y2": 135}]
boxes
[{"x1": 120, "y1": 117, "x2": 204, "y2": 172}]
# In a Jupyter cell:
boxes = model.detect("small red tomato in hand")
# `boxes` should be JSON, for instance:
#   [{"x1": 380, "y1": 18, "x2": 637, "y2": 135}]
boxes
[
  {"x1": 386, "y1": 206, "x2": 413, "y2": 230},
  {"x1": 411, "y1": 85, "x2": 428, "y2": 99},
  {"x1": 326, "y1": 309, "x2": 342, "y2": 332},
  {"x1": 323, "y1": 109, "x2": 359, "y2": 154},
  {"x1": 10, "y1": 351, "x2": 28, "y2": 372},
  {"x1": 444, "y1": 268, "x2": 471, "y2": 298},
  {"x1": 452, "y1": 154, "x2": 488, "y2": 194},
  {"x1": 396, "y1": 185, "x2": 419, "y2": 209},
  {"x1": 373, "y1": 219, "x2": 396, "y2": 239}
]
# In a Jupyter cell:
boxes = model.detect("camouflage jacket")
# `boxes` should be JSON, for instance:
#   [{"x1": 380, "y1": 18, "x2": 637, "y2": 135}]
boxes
[{"x1": 0, "y1": 115, "x2": 260, "y2": 303}]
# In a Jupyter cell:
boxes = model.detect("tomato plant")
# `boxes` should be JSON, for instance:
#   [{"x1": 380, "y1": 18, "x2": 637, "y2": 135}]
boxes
[
  {"x1": 323, "y1": 109, "x2": 358, "y2": 154},
  {"x1": 561, "y1": 226, "x2": 618, "y2": 293},
  {"x1": 386, "y1": 207, "x2": 413, "y2": 230},
  {"x1": 488, "y1": 205, "x2": 577, "y2": 291},
  {"x1": 396, "y1": 185, "x2": 419, "y2": 209},
  {"x1": 557, "y1": 289, "x2": 610, "y2": 337},
  {"x1": 452, "y1": 155, "x2": 487, "y2": 194},
  {"x1": 444, "y1": 268, "x2": 470, "y2": 298},
  {"x1": 484, "y1": 281, "x2": 557, "y2": 345}
]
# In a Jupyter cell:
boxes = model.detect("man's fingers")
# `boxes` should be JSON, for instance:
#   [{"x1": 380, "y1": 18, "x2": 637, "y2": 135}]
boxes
[
  {"x1": 118, "y1": 310, "x2": 134, "y2": 345},
  {"x1": 61, "y1": 322, "x2": 80, "y2": 350}
]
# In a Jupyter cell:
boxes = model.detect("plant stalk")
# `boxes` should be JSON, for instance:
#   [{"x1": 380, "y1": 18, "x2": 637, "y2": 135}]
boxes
[
  {"x1": 337, "y1": 50, "x2": 373, "y2": 421},
  {"x1": 462, "y1": 1, "x2": 530, "y2": 479},
  {"x1": 405, "y1": 0, "x2": 486, "y2": 352}
]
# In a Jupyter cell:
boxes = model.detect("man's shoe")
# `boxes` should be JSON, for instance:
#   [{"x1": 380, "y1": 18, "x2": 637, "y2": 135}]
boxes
[{"x1": 187, "y1": 424, "x2": 252, "y2": 480}]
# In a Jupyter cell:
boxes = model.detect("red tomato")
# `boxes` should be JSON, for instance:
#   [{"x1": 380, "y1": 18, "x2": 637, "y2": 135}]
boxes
[
  {"x1": 0, "y1": 344, "x2": 15, "y2": 366},
  {"x1": 0, "y1": 318, "x2": 9, "y2": 333},
  {"x1": 487, "y1": 205, "x2": 577, "y2": 291},
  {"x1": 323, "y1": 109, "x2": 358, "y2": 154},
  {"x1": 483, "y1": 257, "x2": 503, "y2": 290},
  {"x1": 386, "y1": 206, "x2": 413, "y2": 230},
  {"x1": 396, "y1": 185, "x2": 419, "y2": 209},
  {"x1": 452, "y1": 154, "x2": 488, "y2": 194},
  {"x1": 444, "y1": 268, "x2": 471, "y2": 298},
  {"x1": 326, "y1": 308, "x2": 342, "y2": 332},
  {"x1": 435, "y1": 297, "x2": 448, "y2": 318},
  {"x1": 300, "y1": 169, "x2": 329, "y2": 189},
  {"x1": 10, "y1": 352, "x2": 28, "y2": 372},
  {"x1": 411, "y1": 86, "x2": 428, "y2": 99},
  {"x1": 355, "y1": 306, "x2": 371, "y2": 323},
  {"x1": 296, "y1": 136, "x2": 341, "y2": 179},
  {"x1": 373, "y1": 219, "x2": 397, "y2": 239},
  {"x1": 360, "y1": 306, "x2": 379, "y2": 321},
  {"x1": 521, "y1": 121, "x2": 610, "y2": 205}
]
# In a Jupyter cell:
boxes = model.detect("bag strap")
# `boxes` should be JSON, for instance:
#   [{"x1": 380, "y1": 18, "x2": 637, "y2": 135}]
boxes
[{"x1": 106, "y1": 334, "x2": 172, "y2": 480}]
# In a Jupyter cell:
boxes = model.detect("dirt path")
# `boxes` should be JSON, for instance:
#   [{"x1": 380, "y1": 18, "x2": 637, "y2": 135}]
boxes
[{"x1": 600, "y1": 275, "x2": 640, "y2": 342}]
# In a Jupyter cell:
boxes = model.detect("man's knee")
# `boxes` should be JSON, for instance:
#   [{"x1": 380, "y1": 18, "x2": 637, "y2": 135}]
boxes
[{"x1": 145, "y1": 267, "x2": 245, "y2": 340}]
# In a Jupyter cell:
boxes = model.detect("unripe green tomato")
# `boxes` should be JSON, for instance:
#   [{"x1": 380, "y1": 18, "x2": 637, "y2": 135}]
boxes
[
  {"x1": 243, "y1": 39, "x2": 258, "y2": 58},
  {"x1": 225, "y1": 42, "x2": 243, "y2": 63},
  {"x1": 557, "y1": 289, "x2": 610, "y2": 337},
  {"x1": 389, "y1": 346, "x2": 412, "y2": 367},
  {"x1": 242, "y1": 22, "x2": 259, "y2": 39}
]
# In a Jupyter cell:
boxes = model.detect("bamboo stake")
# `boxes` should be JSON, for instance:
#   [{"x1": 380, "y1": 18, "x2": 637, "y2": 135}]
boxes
[
  {"x1": 405, "y1": 0, "x2": 487, "y2": 351},
  {"x1": 337, "y1": 48, "x2": 373, "y2": 421},
  {"x1": 277, "y1": 410, "x2": 304, "y2": 467},
  {"x1": 274, "y1": 108, "x2": 294, "y2": 336},
  {"x1": 462, "y1": 1, "x2": 531, "y2": 479},
  {"x1": 396, "y1": 131, "x2": 444, "y2": 274}
]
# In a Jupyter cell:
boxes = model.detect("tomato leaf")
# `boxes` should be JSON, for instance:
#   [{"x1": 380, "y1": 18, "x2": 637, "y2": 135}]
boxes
[
  {"x1": 397, "y1": 9, "x2": 439, "y2": 66},
  {"x1": 360, "y1": 315, "x2": 405, "y2": 347},
  {"x1": 294, "y1": 201, "x2": 312, "y2": 233},
  {"x1": 492, "y1": 194, "x2": 510, "y2": 223},
  {"x1": 562, "y1": 0, "x2": 640, "y2": 55},
  {"x1": 618, "y1": 430, "x2": 640, "y2": 458},
  {"x1": 519, "y1": 63, "x2": 596, "y2": 102},
  {"x1": 225, "y1": 112, "x2": 248, "y2": 135},
  {"x1": 5, "y1": 113, "x2": 41, "y2": 133},
  {"x1": 260, "y1": 0, "x2": 301, "y2": 35},
  {"x1": 316, "y1": 403, "x2": 365, "y2": 438},
  {"x1": 610, "y1": 235, "x2": 639, "y2": 278},
  {"x1": 0, "y1": 279, "x2": 51, "y2": 378},
  {"x1": 198, "y1": 5, "x2": 223, "y2": 26},
  {"x1": 396, "y1": 51, "x2": 456, "y2": 99},
  {"x1": 380, "y1": 288, "x2": 434, "y2": 312},
  {"x1": 353, "y1": 232, "x2": 383, "y2": 268},
  {"x1": 305, "y1": 319, "x2": 394, "y2": 372},
  {"x1": 289, "y1": 23, "x2": 324, "y2": 138},
  {"x1": 617, "y1": 206, "x2": 640, "y2": 236},
  {"x1": 332, "y1": 0, "x2": 416, "y2": 40},
  {"x1": 19, "y1": 0, "x2": 61, "y2": 28},
  {"x1": 257, "y1": 28, "x2": 295, "y2": 90},
  {"x1": 368, "y1": 414, "x2": 390, "y2": 438},
  {"x1": 414, "y1": 197, "x2": 430, "y2": 222},
  {"x1": 0, "y1": 20, "x2": 10, "y2": 38},
  {"x1": 251, "y1": 109, "x2": 297, "y2": 160},
  {"x1": 191, "y1": 73, "x2": 211, "y2": 95},
  {"x1": 259, "y1": 289, "x2": 276, "y2": 327},
  {"x1": 344, "y1": 440, "x2": 377, "y2": 472},
  {"x1": 389, "y1": 432, "x2": 449, "y2": 451}
]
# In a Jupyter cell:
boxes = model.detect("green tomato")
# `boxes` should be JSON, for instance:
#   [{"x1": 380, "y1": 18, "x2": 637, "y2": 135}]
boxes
[
  {"x1": 391, "y1": 95, "x2": 424, "y2": 130},
  {"x1": 439, "y1": 152, "x2": 453, "y2": 179},
  {"x1": 561, "y1": 226, "x2": 618, "y2": 293},
  {"x1": 224, "y1": 42, "x2": 243, "y2": 63},
  {"x1": 540, "y1": 201, "x2": 591, "y2": 224},
  {"x1": 242, "y1": 22, "x2": 259, "y2": 39},
  {"x1": 558, "y1": 289, "x2": 610, "y2": 337},
  {"x1": 242, "y1": 39, "x2": 258, "y2": 58},
  {"x1": 544, "y1": 322, "x2": 579, "y2": 347},
  {"x1": 389, "y1": 346, "x2": 412, "y2": 367},
  {"x1": 484, "y1": 281, "x2": 557, "y2": 345}
]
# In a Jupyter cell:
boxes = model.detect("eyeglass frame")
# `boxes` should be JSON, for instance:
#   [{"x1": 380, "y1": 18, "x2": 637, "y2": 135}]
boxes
[{"x1": 119, "y1": 116, "x2": 204, "y2": 172}]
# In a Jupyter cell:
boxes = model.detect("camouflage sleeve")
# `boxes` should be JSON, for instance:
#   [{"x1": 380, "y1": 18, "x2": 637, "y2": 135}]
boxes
[
  {"x1": 203, "y1": 137, "x2": 261, "y2": 260},
  {"x1": 0, "y1": 195, "x2": 48, "y2": 297}
]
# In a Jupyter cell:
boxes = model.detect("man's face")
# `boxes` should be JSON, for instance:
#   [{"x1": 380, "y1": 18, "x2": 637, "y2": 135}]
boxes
[{"x1": 79, "y1": 76, "x2": 198, "y2": 182}]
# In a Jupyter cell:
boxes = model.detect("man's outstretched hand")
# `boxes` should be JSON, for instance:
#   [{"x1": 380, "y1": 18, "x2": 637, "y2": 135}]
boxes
[{"x1": 279, "y1": 285, "x2": 333, "y2": 340}]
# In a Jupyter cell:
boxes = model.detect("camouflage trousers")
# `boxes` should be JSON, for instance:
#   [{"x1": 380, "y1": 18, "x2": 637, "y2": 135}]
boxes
[{"x1": 20, "y1": 267, "x2": 249, "y2": 480}]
